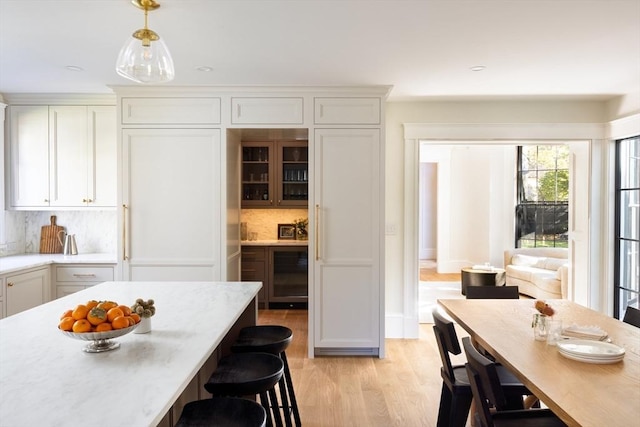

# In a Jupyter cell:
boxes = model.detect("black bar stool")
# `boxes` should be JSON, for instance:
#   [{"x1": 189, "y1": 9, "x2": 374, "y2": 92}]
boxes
[
  {"x1": 205, "y1": 352, "x2": 284, "y2": 427},
  {"x1": 231, "y1": 325, "x2": 301, "y2": 427},
  {"x1": 175, "y1": 396, "x2": 267, "y2": 427}
]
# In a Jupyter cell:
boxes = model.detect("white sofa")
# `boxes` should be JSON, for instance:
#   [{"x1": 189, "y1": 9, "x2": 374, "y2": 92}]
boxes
[{"x1": 503, "y1": 248, "x2": 569, "y2": 299}]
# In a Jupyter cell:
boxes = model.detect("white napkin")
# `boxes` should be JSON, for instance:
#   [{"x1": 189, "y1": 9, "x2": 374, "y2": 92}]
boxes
[
  {"x1": 562, "y1": 324, "x2": 608, "y2": 340},
  {"x1": 472, "y1": 264, "x2": 493, "y2": 271}
]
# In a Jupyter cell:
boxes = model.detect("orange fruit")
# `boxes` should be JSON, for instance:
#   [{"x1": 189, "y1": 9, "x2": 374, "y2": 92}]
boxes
[
  {"x1": 117, "y1": 305, "x2": 132, "y2": 316},
  {"x1": 107, "y1": 307, "x2": 124, "y2": 323},
  {"x1": 97, "y1": 301, "x2": 118, "y2": 311},
  {"x1": 72, "y1": 319, "x2": 92, "y2": 333},
  {"x1": 111, "y1": 316, "x2": 129, "y2": 330},
  {"x1": 130, "y1": 313, "x2": 141, "y2": 324},
  {"x1": 59, "y1": 316, "x2": 75, "y2": 331},
  {"x1": 86, "y1": 300, "x2": 99, "y2": 310},
  {"x1": 60, "y1": 309, "x2": 73, "y2": 320},
  {"x1": 125, "y1": 316, "x2": 135, "y2": 326},
  {"x1": 87, "y1": 307, "x2": 108, "y2": 325},
  {"x1": 95, "y1": 323, "x2": 113, "y2": 332},
  {"x1": 71, "y1": 304, "x2": 89, "y2": 320}
]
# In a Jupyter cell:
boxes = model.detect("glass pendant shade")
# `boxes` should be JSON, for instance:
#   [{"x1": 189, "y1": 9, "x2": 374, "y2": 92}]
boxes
[{"x1": 116, "y1": 32, "x2": 175, "y2": 83}]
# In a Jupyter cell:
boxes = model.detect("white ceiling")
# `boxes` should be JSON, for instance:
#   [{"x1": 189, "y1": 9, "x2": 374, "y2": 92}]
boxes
[{"x1": 1, "y1": 0, "x2": 639, "y2": 101}]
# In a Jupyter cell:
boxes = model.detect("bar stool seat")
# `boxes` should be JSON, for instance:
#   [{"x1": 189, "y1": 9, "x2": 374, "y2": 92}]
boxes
[
  {"x1": 205, "y1": 352, "x2": 284, "y2": 427},
  {"x1": 175, "y1": 397, "x2": 267, "y2": 427},
  {"x1": 231, "y1": 325, "x2": 301, "y2": 427}
]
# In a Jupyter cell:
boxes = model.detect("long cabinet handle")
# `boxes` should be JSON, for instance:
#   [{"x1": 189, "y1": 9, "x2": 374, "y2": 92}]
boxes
[
  {"x1": 315, "y1": 204, "x2": 320, "y2": 261},
  {"x1": 72, "y1": 274, "x2": 97, "y2": 278},
  {"x1": 122, "y1": 204, "x2": 129, "y2": 261}
]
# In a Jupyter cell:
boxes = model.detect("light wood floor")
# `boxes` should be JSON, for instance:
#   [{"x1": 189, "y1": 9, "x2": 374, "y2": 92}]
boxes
[{"x1": 258, "y1": 308, "x2": 471, "y2": 427}]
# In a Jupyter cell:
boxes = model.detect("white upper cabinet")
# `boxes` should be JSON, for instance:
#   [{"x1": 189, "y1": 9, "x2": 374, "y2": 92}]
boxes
[
  {"x1": 8, "y1": 105, "x2": 116, "y2": 209},
  {"x1": 121, "y1": 98, "x2": 221, "y2": 125},
  {"x1": 8, "y1": 106, "x2": 50, "y2": 207},
  {"x1": 231, "y1": 97, "x2": 304, "y2": 124},
  {"x1": 314, "y1": 97, "x2": 381, "y2": 124}
]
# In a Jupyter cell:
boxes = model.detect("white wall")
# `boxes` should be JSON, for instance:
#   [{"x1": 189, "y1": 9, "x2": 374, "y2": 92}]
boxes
[{"x1": 418, "y1": 162, "x2": 436, "y2": 260}]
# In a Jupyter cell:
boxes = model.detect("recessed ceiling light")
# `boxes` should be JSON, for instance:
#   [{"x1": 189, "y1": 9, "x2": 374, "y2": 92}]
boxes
[
  {"x1": 196, "y1": 66, "x2": 213, "y2": 72},
  {"x1": 470, "y1": 65, "x2": 486, "y2": 72},
  {"x1": 65, "y1": 65, "x2": 84, "y2": 72}
]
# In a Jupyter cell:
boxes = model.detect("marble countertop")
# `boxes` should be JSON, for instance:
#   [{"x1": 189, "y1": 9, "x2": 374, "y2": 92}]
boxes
[
  {"x1": 0, "y1": 253, "x2": 117, "y2": 275},
  {"x1": 242, "y1": 239, "x2": 308, "y2": 246},
  {"x1": 0, "y1": 280, "x2": 262, "y2": 427}
]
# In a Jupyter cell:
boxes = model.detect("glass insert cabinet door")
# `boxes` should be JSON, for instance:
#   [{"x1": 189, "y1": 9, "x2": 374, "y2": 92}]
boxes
[
  {"x1": 242, "y1": 142, "x2": 273, "y2": 206},
  {"x1": 277, "y1": 142, "x2": 308, "y2": 207}
]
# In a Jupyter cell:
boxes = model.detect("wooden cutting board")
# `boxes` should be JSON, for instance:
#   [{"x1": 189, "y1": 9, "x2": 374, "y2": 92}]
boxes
[{"x1": 39, "y1": 215, "x2": 65, "y2": 254}]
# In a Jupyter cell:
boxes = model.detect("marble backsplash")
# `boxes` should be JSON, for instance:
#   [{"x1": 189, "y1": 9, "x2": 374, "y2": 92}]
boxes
[
  {"x1": 241, "y1": 208, "x2": 309, "y2": 240},
  {"x1": 1, "y1": 210, "x2": 117, "y2": 256}
]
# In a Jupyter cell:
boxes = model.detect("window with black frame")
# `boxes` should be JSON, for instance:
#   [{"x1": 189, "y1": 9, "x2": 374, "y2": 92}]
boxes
[
  {"x1": 614, "y1": 136, "x2": 640, "y2": 319},
  {"x1": 515, "y1": 145, "x2": 569, "y2": 248}
]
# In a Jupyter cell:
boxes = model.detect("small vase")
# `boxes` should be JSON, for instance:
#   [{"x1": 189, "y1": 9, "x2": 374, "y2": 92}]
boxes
[
  {"x1": 532, "y1": 313, "x2": 548, "y2": 341},
  {"x1": 135, "y1": 317, "x2": 152, "y2": 334}
]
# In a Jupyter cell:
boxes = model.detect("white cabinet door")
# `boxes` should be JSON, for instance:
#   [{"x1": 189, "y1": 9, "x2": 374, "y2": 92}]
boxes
[
  {"x1": 49, "y1": 106, "x2": 88, "y2": 207},
  {"x1": 312, "y1": 128, "x2": 383, "y2": 356},
  {"x1": 8, "y1": 106, "x2": 49, "y2": 207},
  {"x1": 5, "y1": 268, "x2": 50, "y2": 317},
  {"x1": 50, "y1": 106, "x2": 117, "y2": 208},
  {"x1": 121, "y1": 129, "x2": 222, "y2": 281},
  {"x1": 89, "y1": 106, "x2": 117, "y2": 207}
]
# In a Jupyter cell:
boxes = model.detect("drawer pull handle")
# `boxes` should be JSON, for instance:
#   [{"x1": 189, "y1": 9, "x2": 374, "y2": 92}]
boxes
[
  {"x1": 7, "y1": 282, "x2": 14, "y2": 287},
  {"x1": 72, "y1": 274, "x2": 97, "y2": 278}
]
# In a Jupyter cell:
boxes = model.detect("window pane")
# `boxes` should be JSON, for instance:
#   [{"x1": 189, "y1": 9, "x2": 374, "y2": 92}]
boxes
[
  {"x1": 521, "y1": 146, "x2": 538, "y2": 171},
  {"x1": 556, "y1": 146, "x2": 570, "y2": 169},
  {"x1": 536, "y1": 146, "x2": 557, "y2": 169},
  {"x1": 521, "y1": 171, "x2": 538, "y2": 201},
  {"x1": 620, "y1": 138, "x2": 640, "y2": 188},
  {"x1": 619, "y1": 240, "x2": 640, "y2": 292},
  {"x1": 620, "y1": 189, "x2": 640, "y2": 240}
]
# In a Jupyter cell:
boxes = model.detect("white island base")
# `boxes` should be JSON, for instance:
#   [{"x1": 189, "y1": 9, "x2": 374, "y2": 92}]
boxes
[{"x1": 0, "y1": 281, "x2": 262, "y2": 427}]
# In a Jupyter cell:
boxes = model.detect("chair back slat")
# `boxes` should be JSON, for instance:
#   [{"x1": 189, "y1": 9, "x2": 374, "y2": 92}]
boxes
[
  {"x1": 432, "y1": 310, "x2": 461, "y2": 382},
  {"x1": 462, "y1": 337, "x2": 508, "y2": 410},
  {"x1": 623, "y1": 306, "x2": 640, "y2": 328},
  {"x1": 465, "y1": 286, "x2": 520, "y2": 299}
]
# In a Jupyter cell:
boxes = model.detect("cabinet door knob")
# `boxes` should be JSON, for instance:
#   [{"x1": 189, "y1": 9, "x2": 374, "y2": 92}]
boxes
[
  {"x1": 44, "y1": 199, "x2": 49, "y2": 203},
  {"x1": 7, "y1": 282, "x2": 14, "y2": 287}
]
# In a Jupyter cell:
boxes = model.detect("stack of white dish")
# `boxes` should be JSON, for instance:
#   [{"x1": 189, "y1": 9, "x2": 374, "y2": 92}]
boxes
[{"x1": 557, "y1": 339, "x2": 626, "y2": 364}]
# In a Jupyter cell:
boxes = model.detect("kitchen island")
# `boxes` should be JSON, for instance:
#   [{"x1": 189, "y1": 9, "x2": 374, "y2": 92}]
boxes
[{"x1": 0, "y1": 280, "x2": 261, "y2": 427}]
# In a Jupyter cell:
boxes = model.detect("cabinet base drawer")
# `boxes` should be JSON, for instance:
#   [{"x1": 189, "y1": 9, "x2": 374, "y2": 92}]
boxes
[{"x1": 56, "y1": 266, "x2": 114, "y2": 282}]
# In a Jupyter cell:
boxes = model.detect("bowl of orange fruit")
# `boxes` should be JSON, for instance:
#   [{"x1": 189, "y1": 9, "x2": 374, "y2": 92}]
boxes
[{"x1": 58, "y1": 300, "x2": 142, "y2": 353}]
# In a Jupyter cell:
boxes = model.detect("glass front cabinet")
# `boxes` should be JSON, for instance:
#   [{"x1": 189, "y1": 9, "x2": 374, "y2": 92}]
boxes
[{"x1": 242, "y1": 140, "x2": 308, "y2": 208}]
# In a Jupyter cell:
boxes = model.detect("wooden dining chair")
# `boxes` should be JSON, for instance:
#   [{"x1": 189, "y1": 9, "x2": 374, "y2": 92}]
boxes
[
  {"x1": 462, "y1": 337, "x2": 567, "y2": 427},
  {"x1": 623, "y1": 306, "x2": 640, "y2": 328},
  {"x1": 432, "y1": 310, "x2": 530, "y2": 427},
  {"x1": 465, "y1": 286, "x2": 520, "y2": 299}
]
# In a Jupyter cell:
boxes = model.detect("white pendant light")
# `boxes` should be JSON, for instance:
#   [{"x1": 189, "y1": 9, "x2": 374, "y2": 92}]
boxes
[{"x1": 115, "y1": 0, "x2": 175, "y2": 84}]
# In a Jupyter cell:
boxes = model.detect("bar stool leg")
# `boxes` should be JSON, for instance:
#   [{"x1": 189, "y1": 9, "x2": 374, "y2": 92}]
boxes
[
  {"x1": 277, "y1": 375, "x2": 293, "y2": 427},
  {"x1": 281, "y1": 351, "x2": 301, "y2": 427},
  {"x1": 267, "y1": 388, "x2": 284, "y2": 427}
]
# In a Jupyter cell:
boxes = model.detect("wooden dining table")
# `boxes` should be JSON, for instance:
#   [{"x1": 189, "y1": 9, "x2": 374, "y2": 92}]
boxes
[{"x1": 438, "y1": 298, "x2": 640, "y2": 427}]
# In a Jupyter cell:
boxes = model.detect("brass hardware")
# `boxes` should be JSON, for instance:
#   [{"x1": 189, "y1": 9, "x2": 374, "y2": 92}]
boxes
[
  {"x1": 44, "y1": 199, "x2": 49, "y2": 203},
  {"x1": 130, "y1": 0, "x2": 161, "y2": 46},
  {"x1": 7, "y1": 282, "x2": 14, "y2": 287},
  {"x1": 123, "y1": 204, "x2": 129, "y2": 261},
  {"x1": 88, "y1": 199, "x2": 93, "y2": 203},
  {"x1": 315, "y1": 204, "x2": 320, "y2": 261},
  {"x1": 82, "y1": 199, "x2": 87, "y2": 203}
]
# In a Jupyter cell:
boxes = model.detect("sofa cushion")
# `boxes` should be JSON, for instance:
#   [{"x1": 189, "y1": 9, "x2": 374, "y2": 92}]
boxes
[
  {"x1": 530, "y1": 270, "x2": 562, "y2": 294},
  {"x1": 511, "y1": 254, "x2": 542, "y2": 266},
  {"x1": 541, "y1": 257, "x2": 566, "y2": 272}
]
